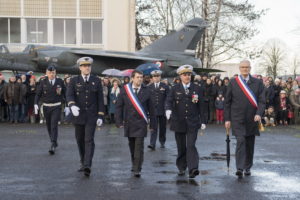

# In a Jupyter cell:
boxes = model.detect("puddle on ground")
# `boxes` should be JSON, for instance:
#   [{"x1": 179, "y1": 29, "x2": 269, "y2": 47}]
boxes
[
  {"x1": 254, "y1": 171, "x2": 300, "y2": 194},
  {"x1": 157, "y1": 179, "x2": 207, "y2": 186}
]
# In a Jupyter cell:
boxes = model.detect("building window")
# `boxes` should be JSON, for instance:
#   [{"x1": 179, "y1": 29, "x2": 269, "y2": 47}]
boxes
[
  {"x1": 53, "y1": 19, "x2": 76, "y2": 44},
  {"x1": 27, "y1": 19, "x2": 48, "y2": 43},
  {"x1": 0, "y1": 18, "x2": 20, "y2": 43},
  {"x1": 82, "y1": 19, "x2": 102, "y2": 44}
]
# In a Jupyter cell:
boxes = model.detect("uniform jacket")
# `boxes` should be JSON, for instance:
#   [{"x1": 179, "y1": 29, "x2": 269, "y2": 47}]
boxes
[
  {"x1": 148, "y1": 82, "x2": 169, "y2": 116},
  {"x1": 115, "y1": 84, "x2": 156, "y2": 138},
  {"x1": 35, "y1": 77, "x2": 66, "y2": 104},
  {"x1": 224, "y1": 75, "x2": 265, "y2": 136},
  {"x1": 66, "y1": 75, "x2": 105, "y2": 125},
  {"x1": 165, "y1": 82, "x2": 205, "y2": 132}
]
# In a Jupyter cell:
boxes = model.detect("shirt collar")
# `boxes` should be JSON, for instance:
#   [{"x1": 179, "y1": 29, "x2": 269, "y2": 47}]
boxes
[
  {"x1": 182, "y1": 82, "x2": 191, "y2": 88},
  {"x1": 82, "y1": 74, "x2": 90, "y2": 81},
  {"x1": 241, "y1": 75, "x2": 250, "y2": 82}
]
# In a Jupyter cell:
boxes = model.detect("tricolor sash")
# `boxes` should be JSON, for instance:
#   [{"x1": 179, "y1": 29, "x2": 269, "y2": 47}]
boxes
[
  {"x1": 124, "y1": 83, "x2": 148, "y2": 123},
  {"x1": 235, "y1": 75, "x2": 258, "y2": 109}
]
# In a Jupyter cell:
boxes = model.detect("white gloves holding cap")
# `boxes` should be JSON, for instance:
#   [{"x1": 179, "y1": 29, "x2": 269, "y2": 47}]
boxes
[
  {"x1": 34, "y1": 104, "x2": 39, "y2": 115},
  {"x1": 201, "y1": 124, "x2": 206, "y2": 130},
  {"x1": 166, "y1": 110, "x2": 172, "y2": 120},
  {"x1": 96, "y1": 119, "x2": 103, "y2": 127},
  {"x1": 70, "y1": 105, "x2": 80, "y2": 117}
]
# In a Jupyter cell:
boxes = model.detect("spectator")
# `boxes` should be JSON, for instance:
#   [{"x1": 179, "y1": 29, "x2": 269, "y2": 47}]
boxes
[
  {"x1": 215, "y1": 92, "x2": 225, "y2": 124},
  {"x1": 27, "y1": 77, "x2": 37, "y2": 123},
  {"x1": 292, "y1": 80, "x2": 299, "y2": 90},
  {"x1": 0, "y1": 75, "x2": 7, "y2": 122},
  {"x1": 18, "y1": 77, "x2": 28, "y2": 122},
  {"x1": 275, "y1": 90, "x2": 291, "y2": 125},
  {"x1": 4, "y1": 76, "x2": 21, "y2": 123},
  {"x1": 264, "y1": 79, "x2": 275, "y2": 108},
  {"x1": 108, "y1": 78, "x2": 121, "y2": 123},
  {"x1": 264, "y1": 106, "x2": 276, "y2": 126},
  {"x1": 289, "y1": 88, "x2": 300, "y2": 124},
  {"x1": 123, "y1": 76, "x2": 130, "y2": 86}
]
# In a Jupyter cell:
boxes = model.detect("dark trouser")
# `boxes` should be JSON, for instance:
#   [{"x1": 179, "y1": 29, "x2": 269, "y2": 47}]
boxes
[
  {"x1": 75, "y1": 124, "x2": 96, "y2": 168},
  {"x1": 150, "y1": 115, "x2": 167, "y2": 147},
  {"x1": 128, "y1": 137, "x2": 144, "y2": 172},
  {"x1": 175, "y1": 129, "x2": 199, "y2": 172},
  {"x1": 43, "y1": 105, "x2": 61, "y2": 145},
  {"x1": 8, "y1": 104, "x2": 19, "y2": 122},
  {"x1": 235, "y1": 135, "x2": 255, "y2": 170}
]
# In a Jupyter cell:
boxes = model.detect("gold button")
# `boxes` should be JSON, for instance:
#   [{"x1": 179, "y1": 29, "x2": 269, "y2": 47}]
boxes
[
  {"x1": 86, "y1": 90, "x2": 88, "y2": 92},
  {"x1": 86, "y1": 102, "x2": 88, "y2": 104},
  {"x1": 86, "y1": 96, "x2": 88, "y2": 98}
]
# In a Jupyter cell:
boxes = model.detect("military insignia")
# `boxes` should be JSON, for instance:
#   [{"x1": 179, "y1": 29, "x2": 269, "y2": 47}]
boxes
[{"x1": 160, "y1": 88, "x2": 165, "y2": 91}]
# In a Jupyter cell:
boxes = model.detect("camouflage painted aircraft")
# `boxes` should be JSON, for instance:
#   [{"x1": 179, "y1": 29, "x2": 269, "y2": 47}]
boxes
[{"x1": 0, "y1": 18, "x2": 222, "y2": 76}]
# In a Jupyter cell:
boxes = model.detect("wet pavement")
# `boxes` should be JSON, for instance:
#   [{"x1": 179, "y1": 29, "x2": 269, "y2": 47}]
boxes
[{"x1": 0, "y1": 123, "x2": 300, "y2": 200}]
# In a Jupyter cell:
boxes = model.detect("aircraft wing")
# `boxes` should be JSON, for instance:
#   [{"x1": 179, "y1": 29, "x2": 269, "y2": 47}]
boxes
[
  {"x1": 69, "y1": 50, "x2": 164, "y2": 62},
  {"x1": 193, "y1": 68, "x2": 224, "y2": 73}
]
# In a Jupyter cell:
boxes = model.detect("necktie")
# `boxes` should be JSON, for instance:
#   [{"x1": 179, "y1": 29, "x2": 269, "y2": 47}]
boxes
[
  {"x1": 185, "y1": 86, "x2": 189, "y2": 95},
  {"x1": 134, "y1": 88, "x2": 138, "y2": 94},
  {"x1": 85, "y1": 76, "x2": 88, "y2": 83},
  {"x1": 50, "y1": 80, "x2": 53, "y2": 86},
  {"x1": 155, "y1": 83, "x2": 158, "y2": 89}
]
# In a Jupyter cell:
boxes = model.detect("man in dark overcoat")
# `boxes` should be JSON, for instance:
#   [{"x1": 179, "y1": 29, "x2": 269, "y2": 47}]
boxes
[
  {"x1": 115, "y1": 70, "x2": 156, "y2": 178},
  {"x1": 224, "y1": 60, "x2": 265, "y2": 178}
]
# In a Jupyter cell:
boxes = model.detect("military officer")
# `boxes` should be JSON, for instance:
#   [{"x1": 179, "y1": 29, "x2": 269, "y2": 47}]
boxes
[
  {"x1": 165, "y1": 65, "x2": 206, "y2": 178},
  {"x1": 34, "y1": 65, "x2": 66, "y2": 155},
  {"x1": 224, "y1": 60, "x2": 265, "y2": 178},
  {"x1": 115, "y1": 70, "x2": 156, "y2": 178},
  {"x1": 66, "y1": 57, "x2": 105, "y2": 177},
  {"x1": 147, "y1": 70, "x2": 169, "y2": 150}
]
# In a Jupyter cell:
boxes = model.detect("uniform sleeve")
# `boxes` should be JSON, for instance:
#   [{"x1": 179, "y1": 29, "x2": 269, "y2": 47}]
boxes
[
  {"x1": 61, "y1": 79, "x2": 66, "y2": 103},
  {"x1": 115, "y1": 87, "x2": 125, "y2": 127},
  {"x1": 256, "y1": 81, "x2": 266, "y2": 117},
  {"x1": 224, "y1": 80, "x2": 233, "y2": 121},
  {"x1": 66, "y1": 78, "x2": 76, "y2": 107},
  {"x1": 165, "y1": 85, "x2": 174, "y2": 111},
  {"x1": 97, "y1": 79, "x2": 105, "y2": 119},
  {"x1": 34, "y1": 80, "x2": 43, "y2": 105},
  {"x1": 198, "y1": 86, "x2": 205, "y2": 124}
]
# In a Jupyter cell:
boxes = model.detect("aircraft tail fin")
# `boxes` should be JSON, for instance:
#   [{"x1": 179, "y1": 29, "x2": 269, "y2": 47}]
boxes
[{"x1": 140, "y1": 18, "x2": 207, "y2": 53}]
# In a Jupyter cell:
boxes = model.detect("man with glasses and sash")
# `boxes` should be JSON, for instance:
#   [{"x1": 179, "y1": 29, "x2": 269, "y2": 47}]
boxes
[
  {"x1": 115, "y1": 70, "x2": 156, "y2": 178},
  {"x1": 224, "y1": 60, "x2": 265, "y2": 178},
  {"x1": 165, "y1": 65, "x2": 206, "y2": 179}
]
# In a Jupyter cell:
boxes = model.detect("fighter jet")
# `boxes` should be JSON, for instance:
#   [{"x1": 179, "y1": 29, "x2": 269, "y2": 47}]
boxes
[{"x1": 0, "y1": 18, "x2": 222, "y2": 76}]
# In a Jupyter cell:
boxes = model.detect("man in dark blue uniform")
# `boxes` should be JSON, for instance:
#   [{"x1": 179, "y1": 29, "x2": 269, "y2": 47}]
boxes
[
  {"x1": 165, "y1": 65, "x2": 206, "y2": 178},
  {"x1": 115, "y1": 70, "x2": 156, "y2": 178},
  {"x1": 66, "y1": 57, "x2": 105, "y2": 177},
  {"x1": 147, "y1": 70, "x2": 169, "y2": 150},
  {"x1": 34, "y1": 65, "x2": 65, "y2": 155}
]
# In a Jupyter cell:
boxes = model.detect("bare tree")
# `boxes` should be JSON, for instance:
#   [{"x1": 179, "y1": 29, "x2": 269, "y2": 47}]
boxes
[
  {"x1": 259, "y1": 40, "x2": 286, "y2": 78},
  {"x1": 291, "y1": 55, "x2": 300, "y2": 79}
]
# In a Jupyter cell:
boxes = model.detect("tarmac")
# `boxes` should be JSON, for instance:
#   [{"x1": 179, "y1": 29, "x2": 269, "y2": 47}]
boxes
[{"x1": 0, "y1": 122, "x2": 300, "y2": 200}]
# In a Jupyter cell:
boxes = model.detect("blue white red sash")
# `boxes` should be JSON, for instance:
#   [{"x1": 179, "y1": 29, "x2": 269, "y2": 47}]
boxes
[
  {"x1": 124, "y1": 83, "x2": 148, "y2": 123},
  {"x1": 235, "y1": 75, "x2": 258, "y2": 109}
]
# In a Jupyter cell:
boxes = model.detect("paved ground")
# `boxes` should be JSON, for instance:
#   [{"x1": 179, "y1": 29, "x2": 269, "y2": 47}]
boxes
[{"x1": 0, "y1": 122, "x2": 300, "y2": 200}]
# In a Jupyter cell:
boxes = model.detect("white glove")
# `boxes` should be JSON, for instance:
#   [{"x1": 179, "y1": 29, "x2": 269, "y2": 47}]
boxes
[
  {"x1": 34, "y1": 104, "x2": 39, "y2": 115},
  {"x1": 166, "y1": 110, "x2": 172, "y2": 120},
  {"x1": 70, "y1": 105, "x2": 80, "y2": 117},
  {"x1": 64, "y1": 107, "x2": 70, "y2": 116},
  {"x1": 96, "y1": 119, "x2": 103, "y2": 127},
  {"x1": 201, "y1": 124, "x2": 206, "y2": 130}
]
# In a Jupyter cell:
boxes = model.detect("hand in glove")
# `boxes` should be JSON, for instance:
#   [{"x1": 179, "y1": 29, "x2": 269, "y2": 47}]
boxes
[
  {"x1": 96, "y1": 118, "x2": 103, "y2": 127},
  {"x1": 166, "y1": 110, "x2": 172, "y2": 120},
  {"x1": 201, "y1": 124, "x2": 206, "y2": 130},
  {"x1": 64, "y1": 107, "x2": 70, "y2": 116},
  {"x1": 70, "y1": 105, "x2": 80, "y2": 117},
  {"x1": 34, "y1": 104, "x2": 39, "y2": 115}
]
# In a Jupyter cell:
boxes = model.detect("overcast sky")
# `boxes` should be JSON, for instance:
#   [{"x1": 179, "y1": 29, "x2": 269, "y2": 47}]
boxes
[{"x1": 249, "y1": 0, "x2": 300, "y2": 51}]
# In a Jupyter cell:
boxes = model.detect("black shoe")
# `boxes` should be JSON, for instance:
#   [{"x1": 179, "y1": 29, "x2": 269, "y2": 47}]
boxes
[
  {"x1": 48, "y1": 145, "x2": 55, "y2": 155},
  {"x1": 147, "y1": 145, "x2": 155, "y2": 150},
  {"x1": 160, "y1": 144, "x2": 165, "y2": 148},
  {"x1": 178, "y1": 170, "x2": 185, "y2": 176},
  {"x1": 244, "y1": 169, "x2": 251, "y2": 176},
  {"x1": 134, "y1": 172, "x2": 141, "y2": 178},
  {"x1": 236, "y1": 169, "x2": 243, "y2": 178},
  {"x1": 189, "y1": 169, "x2": 199, "y2": 178},
  {"x1": 84, "y1": 167, "x2": 91, "y2": 177}
]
